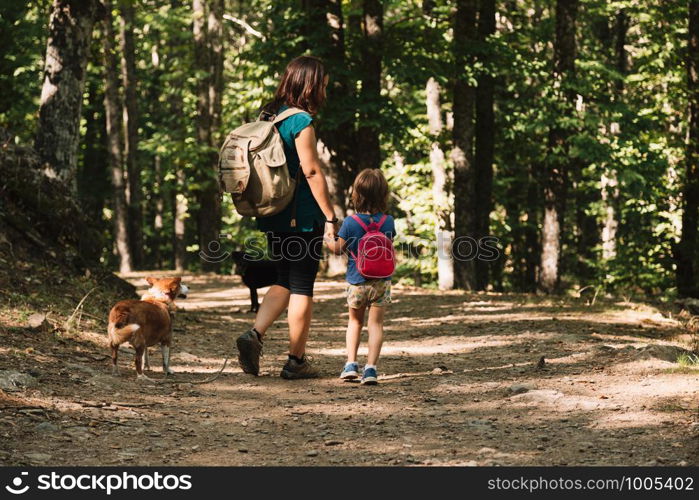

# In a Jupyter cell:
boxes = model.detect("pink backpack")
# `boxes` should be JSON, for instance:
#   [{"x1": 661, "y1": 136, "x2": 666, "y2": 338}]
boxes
[{"x1": 349, "y1": 214, "x2": 395, "y2": 279}]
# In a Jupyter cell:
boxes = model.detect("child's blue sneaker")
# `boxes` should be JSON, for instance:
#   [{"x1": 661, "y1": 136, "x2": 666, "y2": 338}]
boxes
[
  {"x1": 339, "y1": 362, "x2": 359, "y2": 380},
  {"x1": 361, "y1": 366, "x2": 378, "y2": 385}
]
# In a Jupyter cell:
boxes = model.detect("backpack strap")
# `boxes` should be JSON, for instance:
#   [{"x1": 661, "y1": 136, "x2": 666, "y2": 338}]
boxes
[
  {"x1": 271, "y1": 107, "x2": 306, "y2": 124},
  {"x1": 351, "y1": 214, "x2": 370, "y2": 232},
  {"x1": 370, "y1": 214, "x2": 388, "y2": 230}
]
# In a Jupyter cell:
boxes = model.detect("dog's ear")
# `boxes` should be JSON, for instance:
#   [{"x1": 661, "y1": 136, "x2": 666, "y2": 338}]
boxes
[
  {"x1": 145, "y1": 277, "x2": 156, "y2": 286},
  {"x1": 169, "y1": 277, "x2": 182, "y2": 291}
]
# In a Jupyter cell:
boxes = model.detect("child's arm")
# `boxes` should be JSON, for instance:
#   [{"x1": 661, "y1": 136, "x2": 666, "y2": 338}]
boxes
[
  {"x1": 328, "y1": 218, "x2": 350, "y2": 255},
  {"x1": 325, "y1": 235, "x2": 347, "y2": 255}
]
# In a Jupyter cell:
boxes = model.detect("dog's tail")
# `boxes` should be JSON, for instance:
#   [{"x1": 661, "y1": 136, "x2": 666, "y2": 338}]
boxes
[{"x1": 107, "y1": 320, "x2": 140, "y2": 345}]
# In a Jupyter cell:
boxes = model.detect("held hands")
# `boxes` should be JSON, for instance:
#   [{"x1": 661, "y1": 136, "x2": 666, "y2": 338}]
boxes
[
  {"x1": 324, "y1": 219, "x2": 338, "y2": 245},
  {"x1": 324, "y1": 219, "x2": 346, "y2": 255}
]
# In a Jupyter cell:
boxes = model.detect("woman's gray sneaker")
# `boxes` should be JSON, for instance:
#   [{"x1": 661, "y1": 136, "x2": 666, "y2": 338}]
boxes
[
  {"x1": 280, "y1": 356, "x2": 320, "y2": 379},
  {"x1": 236, "y1": 329, "x2": 263, "y2": 375}
]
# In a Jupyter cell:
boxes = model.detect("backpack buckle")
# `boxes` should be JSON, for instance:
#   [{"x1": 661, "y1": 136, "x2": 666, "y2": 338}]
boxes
[{"x1": 259, "y1": 110, "x2": 276, "y2": 122}]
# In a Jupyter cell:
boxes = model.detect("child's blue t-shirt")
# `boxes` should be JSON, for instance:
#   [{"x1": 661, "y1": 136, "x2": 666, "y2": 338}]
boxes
[{"x1": 338, "y1": 213, "x2": 396, "y2": 285}]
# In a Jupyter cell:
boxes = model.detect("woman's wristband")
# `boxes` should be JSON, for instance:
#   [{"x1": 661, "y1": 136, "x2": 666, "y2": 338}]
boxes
[{"x1": 325, "y1": 217, "x2": 338, "y2": 224}]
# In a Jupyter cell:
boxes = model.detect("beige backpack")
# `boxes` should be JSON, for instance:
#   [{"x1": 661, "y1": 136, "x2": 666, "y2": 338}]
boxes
[{"x1": 218, "y1": 107, "x2": 305, "y2": 224}]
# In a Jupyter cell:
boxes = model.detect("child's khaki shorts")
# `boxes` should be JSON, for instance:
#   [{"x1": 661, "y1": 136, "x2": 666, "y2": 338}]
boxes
[{"x1": 346, "y1": 279, "x2": 391, "y2": 309}]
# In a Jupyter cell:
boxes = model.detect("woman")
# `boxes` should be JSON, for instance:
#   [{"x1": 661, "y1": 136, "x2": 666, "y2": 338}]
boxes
[{"x1": 235, "y1": 55, "x2": 338, "y2": 379}]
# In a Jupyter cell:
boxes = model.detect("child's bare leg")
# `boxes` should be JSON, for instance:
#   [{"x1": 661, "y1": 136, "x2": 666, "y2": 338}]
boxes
[
  {"x1": 346, "y1": 306, "x2": 365, "y2": 363},
  {"x1": 366, "y1": 305, "x2": 385, "y2": 366}
]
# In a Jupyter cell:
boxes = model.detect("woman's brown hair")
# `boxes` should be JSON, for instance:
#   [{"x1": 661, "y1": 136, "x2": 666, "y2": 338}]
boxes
[
  {"x1": 351, "y1": 168, "x2": 389, "y2": 214},
  {"x1": 264, "y1": 55, "x2": 327, "y2": 115}
]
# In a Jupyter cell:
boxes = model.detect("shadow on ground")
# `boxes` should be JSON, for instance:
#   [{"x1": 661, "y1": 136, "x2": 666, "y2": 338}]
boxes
[{"x1": 0, "y1": 274, "x2": 697, "y2": 466}]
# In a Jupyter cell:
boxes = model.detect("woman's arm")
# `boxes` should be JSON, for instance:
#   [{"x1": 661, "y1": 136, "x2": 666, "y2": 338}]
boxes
[{"x1": 295, "y1": 125, "x2": 337, "y2": 240}]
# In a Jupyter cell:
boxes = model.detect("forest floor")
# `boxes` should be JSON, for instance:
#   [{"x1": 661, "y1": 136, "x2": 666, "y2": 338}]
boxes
[{"x1": 1, "y1": 272, "x2": 698, "y2": 466}]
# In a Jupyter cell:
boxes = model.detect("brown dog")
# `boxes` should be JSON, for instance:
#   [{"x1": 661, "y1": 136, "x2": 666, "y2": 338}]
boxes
[{"x1": 107, "y1": 277, "x2": 188, "y2": 380}]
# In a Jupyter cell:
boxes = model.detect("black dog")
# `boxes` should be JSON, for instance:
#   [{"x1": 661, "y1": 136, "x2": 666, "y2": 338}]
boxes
[{"x1": 230, "y1": 251, "x2": 277, "y2": 312}]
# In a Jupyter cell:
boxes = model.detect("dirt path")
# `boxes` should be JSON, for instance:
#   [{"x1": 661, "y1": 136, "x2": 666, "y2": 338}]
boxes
[{"x1": 1, "y1": 273, "x2": 698, "y2": 466}]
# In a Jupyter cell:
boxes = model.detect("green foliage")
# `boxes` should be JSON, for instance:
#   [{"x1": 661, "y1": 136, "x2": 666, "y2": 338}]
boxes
[
  {"x1": 0, "y1": 0, "x2": 694, "y2": 297},
  {"x1": 0, "y1": 1, "x2": 48, "y2": 142}
]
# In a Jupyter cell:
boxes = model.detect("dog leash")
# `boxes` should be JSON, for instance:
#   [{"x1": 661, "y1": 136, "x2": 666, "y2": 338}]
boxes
[
  {"x1": 186, "y1": 357, "x2": 229, "y2": 385},
  {"x1": 142, "y1": 357, "x2": 230, "y2": 386}
]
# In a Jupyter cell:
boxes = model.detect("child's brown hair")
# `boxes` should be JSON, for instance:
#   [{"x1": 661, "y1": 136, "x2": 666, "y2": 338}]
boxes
[{"x1": 351, "y1": 168, "x2": 389, "y2": 214}]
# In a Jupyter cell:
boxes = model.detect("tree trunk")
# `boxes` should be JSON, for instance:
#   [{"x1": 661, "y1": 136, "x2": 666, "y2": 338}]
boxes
[
  {"x1": 356, "y1": 0, "x2": 383, "y2": 170},
  {"x1": 524, "y1": 166, "x2": 540, "y2": 291},
  {"x1": 303, "y1": 0, "x2": 357, "y2": 213},
  {"x1": 393, "y1": 153, "x2": 423, "y2": 285},
  {"x1": 678, "y1": 0, "x2": 699, "y2": 297},
  {"x1": 117, "y1": 0, "x2": 143, "y2": 268},
  {"x1": 426, "y1": 77, "x2": 454, "y2": 290},
  {"x1": 601, "y1": 10, "x2": 627, "y2": 263},
  {"x1": 474, "y1": 0, "x2": 496, "y2": 290},
  {"x1": 300, "y1": 0, "x2": 354, "y2": 276},
  {"x1": 192, "y1": 0, "x2": 222, "y2": 273},
  {"x1": 35, "y1": 0, "x2": 100, "y2": 191},
  {"x1": 79, "y1": 76, "x2": 109, "y2": 223},
  {"x1": 521, "y1": 5, "x2": 544, "y2": 293},
  {"x1": 102, "y1": 0, "x2": 132, "y2": 274},
  {"x1": 452, "y1": 0, "x2": 477, "y2": 290},
  {"x1": 174, "y1": 168, "x2": 187, "y2": 272},
  {"x1": 165, "y1": 5, "x2": 187, "y2": 272},
  {"x1": 600, "y1": 170, "x2": 619, "y2": 261},
  {"x1": 539, "y1": 0, "x2": 578, "y2": 293},
  {"x1": 208, "y1": 0, "x2": 224, "y2": 135},
  {"x1": 153, "y1": 154, "x2": 164, "y2": 269}
]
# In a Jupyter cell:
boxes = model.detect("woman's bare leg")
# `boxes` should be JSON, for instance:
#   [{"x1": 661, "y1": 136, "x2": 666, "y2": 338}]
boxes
[
  {"x1": 253, "y1": 285, "x2": 290, "y2": 337},
  {"x1": 287, "y1": 294, "x2": 313, "y2": 357}
]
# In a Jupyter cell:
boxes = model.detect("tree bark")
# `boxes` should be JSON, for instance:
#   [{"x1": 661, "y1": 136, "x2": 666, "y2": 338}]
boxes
[
  {"x1": 302, "y1": 0, "x2": 357, "y2": 213},
  {"x1": 153, "y1": 154, "x2": 164, "y2": 269},
  {"x1": 426, "y1": 77, "x2": 454, "y2": 290},
  {"x1": 504, "y1": 4, "x2": 543, "y2": 293},
  {"x1": 117, "y1": 0, "x2": 143, "y2": 268},
  {"x1": 474, "y1": 0, "x2": 496, "y2": 290},
  {"x1": 102, "y1": 0, "x2": 132, "y2": 274},
  {"x1": 174, "y1": 168, "x2": 187, "y2": 272},
  {"x1": 300, "y1": 0, "x2": 356, "y2": 276},
  {"x1": 356, "y1": 0, "x2": 383, "y2": 170},
  {"x1": 678, "y1": 0, "x2": 699, "y2": 297},
  {"x1": 452, "y1": 0, "x2": 477, "y2": 290},
  {"x1": 601, "y1": 9, "x2": 627, "y2": 263},
  {"x1": 208, "y1": 0, "x2": 224, "y2": 136},
  {"x1": 524, "y1": 166, "x2": 540, "y2": 291},
  {"x1": 539, "y1": 0, "x2": 578, "y2": 293},
  {"x1": 79, "y1": 76, "x2": 109, "y2": 223},
  {"x1": 192, "y1": 0, "x2": 222, "y2": 273},
  {"x1": 522, "y1": 4, "x2": 544, "y2": 292},
  {"x1": 165, "y1": 4, "x2": 187, "y2": 271},
  {"x1": 35, "y1": 0, "x2": 100, "y2": 191}
]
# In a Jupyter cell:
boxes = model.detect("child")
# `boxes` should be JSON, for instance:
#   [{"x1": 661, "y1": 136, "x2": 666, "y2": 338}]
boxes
[{"x1": 325, "y1": 169, "x2": 395, "y2": 385}]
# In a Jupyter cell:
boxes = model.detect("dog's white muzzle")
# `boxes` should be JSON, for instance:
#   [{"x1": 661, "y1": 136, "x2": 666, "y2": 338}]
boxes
[{"x1": 145, "y1": 287, "x2": 169, "y2": 301}]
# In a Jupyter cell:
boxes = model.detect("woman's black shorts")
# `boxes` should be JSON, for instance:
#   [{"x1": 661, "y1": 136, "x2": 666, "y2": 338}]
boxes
[{"x1": 266, "y1": 228, "x2": 323, "y2": 297}]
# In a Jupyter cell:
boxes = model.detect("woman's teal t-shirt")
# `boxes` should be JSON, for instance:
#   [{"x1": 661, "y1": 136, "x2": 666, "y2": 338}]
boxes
[{"x1": 256, "y1": 105, "x2": 323, "y2": 233}]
